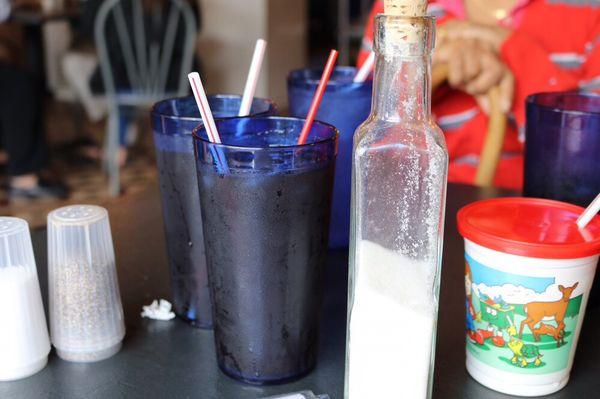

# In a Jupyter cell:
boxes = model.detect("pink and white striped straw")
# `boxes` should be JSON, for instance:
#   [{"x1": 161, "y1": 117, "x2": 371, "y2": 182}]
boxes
[
  {"x1": 188, "y1": 72, "x2": 222, "y2": 144},
  {"x1": 239, "y1": 39, "x2": 267, "y2": 117},
  {"x1": 353, "y1": 51, "x2": 375, "y2": 83}
]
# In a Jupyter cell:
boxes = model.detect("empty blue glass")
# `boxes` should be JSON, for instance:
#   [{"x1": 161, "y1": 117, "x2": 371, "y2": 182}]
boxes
[
  {"x1": 524, "y1": 92, "x2": 600, "y2": 207},
  {"x1": 194, "y1": 117, "x2": 338, "y2": 384},
  {"x1": 288, "y1": 67, "x2": 372, "y2": 248},
  {"x1": 150, "y1": 95, "x2": 276, "y2": 328}
]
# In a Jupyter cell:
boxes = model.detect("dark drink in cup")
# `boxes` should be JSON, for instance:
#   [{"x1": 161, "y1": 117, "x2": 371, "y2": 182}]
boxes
[
  {"x1": 194, "y1": 117, "x2": 338, "y2": 384},
  {"x1": 153, "y1": 140, "x2": 209, "y2": 325},
  {"x1": 151, "y1": 95, "x2": 276, "y2": 328}
]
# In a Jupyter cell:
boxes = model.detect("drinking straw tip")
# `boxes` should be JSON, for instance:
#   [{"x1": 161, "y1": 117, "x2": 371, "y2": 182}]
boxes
[
  {"x1": 576, "y1": 192, "x2": 600, "y2": 229},
  {"x1": 239, "y1": 39, "x2": 268, "y2": 116},
  {"x1": 297, "y1": 49, "x2": 339, "y2": 145},
  {"x1": 354, "y1": 51, "x2": 375, "y2": 83}
]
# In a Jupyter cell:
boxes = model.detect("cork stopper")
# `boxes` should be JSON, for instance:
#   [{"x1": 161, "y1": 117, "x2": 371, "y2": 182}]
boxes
[
  {"x1": 384, "y1": 0, "x2": 427, "y2": 17},
  {"x1": 383, "y1": 0, "x2": 428, "y2": 45}
]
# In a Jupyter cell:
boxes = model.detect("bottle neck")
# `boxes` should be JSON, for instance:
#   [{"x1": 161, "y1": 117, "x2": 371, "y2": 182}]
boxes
[
  {"x1": 371, "y1": 52, "x2": 432, "y2": 122},
  {"x1": 371, "y1": 15, "x2": 435, "y2": 123}
]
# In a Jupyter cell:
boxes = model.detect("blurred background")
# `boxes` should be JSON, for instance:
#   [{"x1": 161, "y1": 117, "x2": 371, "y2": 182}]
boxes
[{"x1": 0, "y1": 0, "x2": 374, "y2": 226}]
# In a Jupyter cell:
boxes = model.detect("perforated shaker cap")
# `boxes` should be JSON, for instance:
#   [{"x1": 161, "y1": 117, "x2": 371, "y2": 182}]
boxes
[
  {"x1": 0, "y1": 217, "x2": 35, "y2": 269},
  {"x1": 48, "y1": 205, "x2": 108, "y2": 226},
  {"x1": 0, "y1": 217, "x2": 27, "y2": 238}
]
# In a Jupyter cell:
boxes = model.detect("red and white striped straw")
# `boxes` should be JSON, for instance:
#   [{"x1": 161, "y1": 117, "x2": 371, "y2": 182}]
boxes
[
  {"x1": 297, "y1": 49, "x2": 339, "y2": 145},
  {"x1": 188, "y1": 72, "x2": 222, "y2": 144},
  {"x1": 353, "y1": 51, "x2": 375, "y2": 83}
]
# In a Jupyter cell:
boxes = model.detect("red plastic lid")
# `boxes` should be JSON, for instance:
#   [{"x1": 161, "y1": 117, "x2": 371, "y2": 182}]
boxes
[{"x1": 457, "y1": 197, "x2": 600, "y2": 259}]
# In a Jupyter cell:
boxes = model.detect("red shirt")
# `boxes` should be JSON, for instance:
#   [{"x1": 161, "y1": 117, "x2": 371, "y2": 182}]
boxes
[{"x1": 359, "y1": 0, "x2": 600, "y2": 190}]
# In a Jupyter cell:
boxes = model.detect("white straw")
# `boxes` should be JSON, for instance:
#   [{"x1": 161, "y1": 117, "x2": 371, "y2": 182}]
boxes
[
  {"x1": 577, "y1": 192, "x2": 600, "y2": 229},
  {"x1": 188, "y1": 72, "x2": 222, "y2": 144},
  {"x1": 353, "y1": 51, "x2": 375, "y2": 83},
  {"x1": 239, "y1": 39, "x2": 267, "y2": 116}
]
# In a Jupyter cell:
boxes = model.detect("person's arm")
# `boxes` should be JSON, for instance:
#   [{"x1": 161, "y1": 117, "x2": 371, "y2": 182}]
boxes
[
  {"x1": 500, "y1": 15, "x2": 600, "y2": 127},
  {"x1": 443, "y1": 13, "x2": 600, "y2": 127}
]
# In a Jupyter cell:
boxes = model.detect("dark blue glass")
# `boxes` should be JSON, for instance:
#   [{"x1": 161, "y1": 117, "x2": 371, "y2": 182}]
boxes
[
  {"x1": 150, "y1": 95, "x2": 277, "y2": 329},
  {"x1": 288, "y1": 67, "x2": 372, "y2": 248},
  {"x1": 524, "y1": 92, "x2": 600, "y2": 207},
  {"x1": 194, "y1": 117, "x2": 338, "y2": 384}
]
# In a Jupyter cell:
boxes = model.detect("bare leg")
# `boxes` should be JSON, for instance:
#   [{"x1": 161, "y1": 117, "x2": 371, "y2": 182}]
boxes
[{"x1": 11, "y1": 174, "x2": 38, "y2": 189}]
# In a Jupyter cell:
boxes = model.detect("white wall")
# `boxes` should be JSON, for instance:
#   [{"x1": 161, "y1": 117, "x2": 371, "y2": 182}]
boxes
[{"x1": 197, "y1": 0, "x2": 307, "y2": 107}]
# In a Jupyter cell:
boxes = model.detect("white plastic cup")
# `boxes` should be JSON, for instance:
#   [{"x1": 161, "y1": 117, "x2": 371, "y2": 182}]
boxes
[
  {"x1": 48, "y1": 205, "x2": 125, "y2": 362},
  {"x1": 0, "y1": 218, "x2": 51, "y2": 381},
  {"x1": 458, "y1": 198, "x2": 600, "y2": 397}
]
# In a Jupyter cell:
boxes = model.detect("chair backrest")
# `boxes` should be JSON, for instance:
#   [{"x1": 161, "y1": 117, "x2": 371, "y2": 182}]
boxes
[{"x1": 94, "y1": 0, "x2": 197, "y2": 105}]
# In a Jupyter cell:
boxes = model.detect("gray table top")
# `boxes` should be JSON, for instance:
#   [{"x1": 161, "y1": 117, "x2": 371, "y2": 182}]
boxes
[{"x1": 1, "y1": 183, "x2": 599, "y2": 399}]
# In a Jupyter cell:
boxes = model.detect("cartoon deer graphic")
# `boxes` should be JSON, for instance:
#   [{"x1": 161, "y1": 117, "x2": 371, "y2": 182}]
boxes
[
  {"x1": 519, "y1": 283, "x2": 578, "y2": 343},
  {"x1": 534, "y1": 323, "x2": 565, "y2": 348}
]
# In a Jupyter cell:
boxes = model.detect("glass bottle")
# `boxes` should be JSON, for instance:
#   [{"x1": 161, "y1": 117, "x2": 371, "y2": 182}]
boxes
[{"x1": 345, "y1": 15, "x2": 448, "y2": 399}]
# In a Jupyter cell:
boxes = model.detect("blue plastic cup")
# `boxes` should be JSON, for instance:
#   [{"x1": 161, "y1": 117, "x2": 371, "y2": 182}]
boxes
[
  {"x1": 194, "y1": 117, "x2": 338, "y2": 384},
  {"x1": 524, "y1": 92, "x2": 600, "y2": 207},
  {"x1": 288, "y1": 67, "x2": 372, "y2": 248},
  {"x1": 150, "y1": 95, "x2": 277, "y2": 328}
]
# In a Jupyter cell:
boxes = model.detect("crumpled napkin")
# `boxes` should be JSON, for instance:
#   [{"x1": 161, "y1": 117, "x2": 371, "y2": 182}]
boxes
[{"x1": 141, "y1": 299, "x2": 176, "y2": 321}]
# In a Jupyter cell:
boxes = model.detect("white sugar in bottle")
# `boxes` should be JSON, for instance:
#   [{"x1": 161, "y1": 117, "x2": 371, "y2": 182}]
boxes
[{"x1": 345, "y1": 9, "x2": 448, "y2": 399}]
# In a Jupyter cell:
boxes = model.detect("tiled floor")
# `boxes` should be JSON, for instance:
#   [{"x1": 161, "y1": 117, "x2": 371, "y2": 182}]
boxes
[{"x1": 0, "y1": 100, "x2": 158, "y2": 228}]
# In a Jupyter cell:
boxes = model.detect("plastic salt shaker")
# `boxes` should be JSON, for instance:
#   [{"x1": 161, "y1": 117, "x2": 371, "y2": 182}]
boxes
[
  {"x1": 0, "y1": 217, "x2": 51, "y2": 381},
  {"x1": 48, "y1": 205, "x2": 125, "y2": 362}
]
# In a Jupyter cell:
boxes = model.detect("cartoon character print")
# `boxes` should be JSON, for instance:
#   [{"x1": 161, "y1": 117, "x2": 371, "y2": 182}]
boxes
[
  {"x1": 503, "y1": 283, "x2": 579, "y2": 369},
  {"x1": 507, "y1": 325, "x2": 543, "y2": 368},
  {"x1": 466, "y1": 261, "x2": 504, "y2": 347},
  {"x1": 519, "y1": 283, "x2": 578, "y2": 348},
  {"x1": 465, "y1": 254, "x2": 584, "y2": 373},
  {"x1": 465, "y1": 262, "x2": 478, "y2": 344}
]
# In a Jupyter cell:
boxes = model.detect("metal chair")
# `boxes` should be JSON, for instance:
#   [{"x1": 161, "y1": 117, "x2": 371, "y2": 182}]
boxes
[
  {"x1": 94, "y1": 0, "x2": 197, "y2": 195},
  {"x1": 338, "y1": 0, "x2": 374, "y2": 65}
]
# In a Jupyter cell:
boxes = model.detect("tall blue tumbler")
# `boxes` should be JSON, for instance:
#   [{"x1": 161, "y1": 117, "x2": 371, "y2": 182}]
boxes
[
  {"x1": 151, "y1": 95, "x2": 277, "y2": 328},
  {"x1": 288, "y1": 67, "x2": 372, "y2": 248},
  {"x1": 194, "y1": 117, "x2": 338, "y2": 384},
  {"x1": 524, "y1": 92, "x2": 600, "y2": 207}
]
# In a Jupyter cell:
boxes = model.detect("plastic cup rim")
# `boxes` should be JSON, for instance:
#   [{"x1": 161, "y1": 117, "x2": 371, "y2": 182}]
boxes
[
  {"x1": 526, "y1": 92, "x2": 600, "y2": 117},
  {"x1": 288, "y1": 66, "x2": 372, "y2": 88},
  {"x1": 192, "y1": 116, "x2": 340, "y2": 151},
  {"x1": 150, "y1": 94, "x2": 277, "y2": 123}
]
